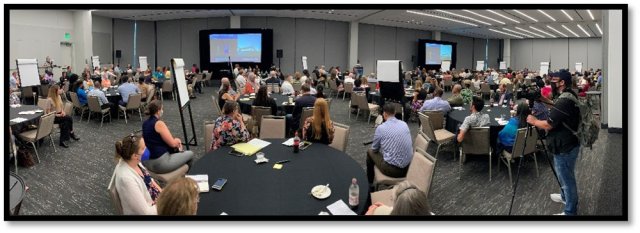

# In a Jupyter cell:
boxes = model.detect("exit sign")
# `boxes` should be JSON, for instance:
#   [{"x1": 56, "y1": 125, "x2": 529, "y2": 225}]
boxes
[{"x1": 64, "y1": 32, "x2": 71, "y2": 41}]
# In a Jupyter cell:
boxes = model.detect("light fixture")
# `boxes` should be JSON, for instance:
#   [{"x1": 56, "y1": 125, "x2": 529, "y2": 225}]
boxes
[
  {"x1": 487, "y1": 10, "x2": 520, "y2": 23},
  {"x1": 513, "y1": 10, "x2": 538, "y2": 22},
  {"x1": 587, "y1": 10, "x2": 595, "y2": 20},
  {"x1": 538, "y1": 10, "x2": 556, "y2": 21},
  {"x1": 546, "y1": 25, "x2": 568, "y2": 37},
  {"x1": 515, "y1": 26, "x2": 544, "y2": 38},
  {"x1": 595, "y1": 23, "x2": 603, "y2": 35},
  {"x1": 530, "y1": 26, "x2": 556, "y2": 38},
  {"x1": 436, "y1": 10, "x2": 491, "y2": 25},
  {"x1": 562, "y1": 24, "x2": 580, "y2": 37},
  {"x1": 561, "y1": 10, "x2": 573, "y2": 21},
  {"x1": 503, "y1": 28, "x2": 534, "y2": 38},
  {"x1": 406, "y1": 10, "x2": 478, "y2": 27},
  {"x1": 462, "y1": 10, "x2": 505, "y2": 24},
  {"x1": 577, "y1": 24, "x2": 590, "y2": 37},
  {"x1": 489, "y1": 28, "x2": 523, "y2": 39}
]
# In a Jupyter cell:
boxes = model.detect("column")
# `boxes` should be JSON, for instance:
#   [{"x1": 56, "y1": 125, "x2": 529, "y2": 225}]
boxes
[
  {"x1": 602, "y1": 10, "x2": 622, "y2": 131},
  {"x1": 348, "y1": 21, "x2": 358, "y2": 69},
  {"x1": 433, "y1": 31, "x2": 441, "y2": 41},
  {"x1": 503, "y1": 39, "x2": 511, "y2": 69},
  {"x1": 73, "y1": 10, "x2": 93, "y2": 71}
]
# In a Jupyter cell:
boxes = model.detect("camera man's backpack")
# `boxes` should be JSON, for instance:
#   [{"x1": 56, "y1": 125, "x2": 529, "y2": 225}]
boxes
[{"x1": 558, "y1": 92, "x2": 600, "y2": 150}]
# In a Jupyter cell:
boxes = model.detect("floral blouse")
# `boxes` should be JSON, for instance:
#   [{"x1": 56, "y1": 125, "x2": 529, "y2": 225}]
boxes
[
  {"x1": 138, "y1": 164, "x2": 160, "y2": 203},
  {"x1": 211, "y1": 115, "x2": 251, "y2": 151}
]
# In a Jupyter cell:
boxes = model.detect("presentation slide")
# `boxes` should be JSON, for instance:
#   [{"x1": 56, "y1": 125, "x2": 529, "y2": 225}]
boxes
[
  {"x1": 425, "y1": 43, "x2": 452, "y2": 65},
  {"x1": 210, "y1": 33, "x2": 262, "y2": 63}
]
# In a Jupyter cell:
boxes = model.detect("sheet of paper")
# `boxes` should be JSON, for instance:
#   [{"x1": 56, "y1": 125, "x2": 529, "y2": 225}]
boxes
[
  {"x1": 282, "y1": 138, "x2": 295, "y2": 146},
  {"x1": 19, "y1": 111, "x2": 36, "y2": 115},
  {"x1": 185, "y1": 175, "x2": 209, "y2": 192},
  {"x1": 326, "y1": 199, "x2": 357, "y2": 215},
  {"x1": 10, "y1": 117, "x2": 28, "y2": 123},
  {"x1": 247, "y1": 138, "x2": 271, "y2": 149}
]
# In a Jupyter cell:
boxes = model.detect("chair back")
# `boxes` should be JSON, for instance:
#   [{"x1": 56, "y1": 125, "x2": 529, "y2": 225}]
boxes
[
  {"x1": 460, "y1": 127, "x2": 491, "y2": 155},
  {"x1": 204, "y1": 120, "x2": 215, "y2": 153},
  {"x1": 511, "y1": 128, "x2": 538, "y2": 158},
  {"x1": 421, "y1": 110, "x2": 445, "y2": 130},
  {"x1": 146, "y1": 86, "x2": 155, "y2": 104},
  {"x1": 69, "y1": 92, "x2": 83, "y2": 108},
  {"x1": 480, "y1": 83, "x2": 491, "y2": 94},
  {"x1": 329, "y1": 122, "x2": 350, "y2": 152},
  {"x1": 266, "y1": 84, "x2": 273, "y2": 93},
  {"x1": 328, "y1": 79, "x2": 339, "y2": 92},
  {"x1": 88, "y1": 96, "x2": 102, "y2": 112},
  {"x1": 37, "y1": 98, "x2": 50, "y2": 112},
  {"x1": 36, "y1": 112, "x2": 56, "y2": 141},
  {"x1": 22, "y1": 87, "x2": 35, "y2": 97},
  {"x1": 406, "y1": 148, "x2": 437, "y2": 196},
  {"x1": 353, "y1": 93, "x2": 369, "y2": 110},
  {"x1": 344, "y1": 82, "x2": 354, "y2": 93},
  {"x1": 126, "y1": 94, "x2": 142, "y2": 109},
  {"x1": 368, "y1": 82, "x2": 377, "y2": 89},
  {"x1": 414, "y1": 131, "x2": 429, "y2": 152},
  {"x1": 212, "y1": 95, "x2": 222, "y2": 116},
  {"x1": 259, "y1": 115, "x2": 286, "y2": 139},
  {"x1": 299, "y1": 107, "x2": 315, "y2": 130},
  {"x1": 292, "y1": 82, "x2": 302, "y2": 93},
  {"x1": 418, "y1": 112, "x2": 437, "y2": 142},
  {"x1": 108, "y1": 169, "x2": 124, "y2": 215},
  {"x1": 251, "y1": 106, "x2": 272, "y2": 129},
  {"x1": 272, "y1": 84, "x2": 280, "y2": 94},
  {"x1": 162, "y1": 80, "x2": 173, "y2": 92},
  {"x1": 63, "y1": 82, "x2": 70, "y2": 92}
]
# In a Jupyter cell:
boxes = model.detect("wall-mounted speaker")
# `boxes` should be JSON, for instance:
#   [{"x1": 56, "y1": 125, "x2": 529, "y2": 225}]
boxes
[
  {"x1": 276, "y1": 49, "x2": 283, "y2": 58},
  {"x1": 115, "y1": 50, "x2": 122, "y2": 59}
]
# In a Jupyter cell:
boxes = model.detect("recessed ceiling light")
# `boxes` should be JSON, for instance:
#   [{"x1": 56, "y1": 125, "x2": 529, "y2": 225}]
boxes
[
  {"x1": 595, "y1": 23, "x2": 603, "y2": 35},
  {"x1": 487, "y1": 10, "x2": 519, "y2": 23},
  {"x1": 463, "y1": 10, "x2": 505, "y2": 24},
  {"x1": 530, "y1": 26, "x2": 556, "y2": 38},
  {"x1": 503, "y1": 28, "x2": 534, "y2": 38},
  {"x1": 538, "y1": 10, "x2": 556, "y2": 21},
  {"x1": 546, "y1": 25, "x2": 568, "y2": 37},
  {"x1": 436, "y1": 10, "x2": 491, "y2": 25},
  {"x1": 406, "y1": 10, "x2": 478, "y2": 27},
  {"x1": 577, "y1": 24, "x2": 590, "y2": 37},
  {"x1": 512, "y1": 10, "x2": 538, "y2": 22},
  {"x1": 587, "y1": 10, "x2": 595, "y2": 20},
  {"x1": 562, "y1": 24, "x2": 580, "y2": 37},
  {"x1": 489, "y1": 28, "x2": 523, "y2": 39},
  {"x1": 515, "y1": 26, "x2": 543, "y2": 38},
  {"x1": 561, "y1": 10, "x2": 573, "y2": 21}
]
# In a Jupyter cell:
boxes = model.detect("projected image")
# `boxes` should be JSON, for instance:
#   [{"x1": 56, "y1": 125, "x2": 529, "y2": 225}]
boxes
[
  {"x1": 210, "y1": 33, "x2": 262, "y2": 63},
  {"x1": 425, "y1": 43, "x2": 452, "y2": 65}
]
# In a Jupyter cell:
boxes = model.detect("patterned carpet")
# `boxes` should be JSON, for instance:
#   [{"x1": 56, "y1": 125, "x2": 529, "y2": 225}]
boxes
[{"x1": 10, "y1": 81, "x2": 623, "y2": 216}]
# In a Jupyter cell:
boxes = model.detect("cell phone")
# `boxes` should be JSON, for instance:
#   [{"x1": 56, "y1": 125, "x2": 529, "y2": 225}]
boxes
[
  {"x1": 212, "y1": 178, "x2": 227, "y2": 191},
  {"x1": 228, "y1": 150, "x2": 244, "y2": 157}
]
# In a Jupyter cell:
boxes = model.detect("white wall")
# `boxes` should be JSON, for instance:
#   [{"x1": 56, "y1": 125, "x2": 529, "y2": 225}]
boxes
[
  {"x1": 510, "y1": 37, "x2": 602, "y2": 72},
  {"x1": 604, "y1": 10, "x2": 622, "y2": 129}
]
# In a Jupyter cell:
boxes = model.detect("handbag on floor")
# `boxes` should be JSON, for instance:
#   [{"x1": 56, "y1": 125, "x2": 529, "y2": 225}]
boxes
[{"x1": 17, "y1": 146, "x2": 36, "y2": 168}]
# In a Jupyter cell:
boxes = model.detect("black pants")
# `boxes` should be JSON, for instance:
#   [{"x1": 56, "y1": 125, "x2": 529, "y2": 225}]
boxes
[
  {"x1": 366, "y1": 149, "x2": 409, "y2": 185},
  {"x1": 54, "y1": 115, "x2": 73, "y2": 143}
]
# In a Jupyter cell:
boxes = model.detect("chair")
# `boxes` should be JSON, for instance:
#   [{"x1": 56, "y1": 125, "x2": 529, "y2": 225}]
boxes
[
  {"x1": 37, "y1": 98, "x2": 50, "y2": 111},
  {"x1": 10, "y1": 132, "x2": 19, "y2": 173},
  {"x1": 161, "y1": 80, "x2": 175, "y2": 101},
  {"x1": 69, "y1": 92, "x2": 89, "y2": 120},
  {"x1": 328, "y1": 122, "x2": 350, "y2": 152},
  {"x1": 40, "y1": 84, "x2": 50, "y2": 98},
  {"x1": 21, "y1": 86, "x2": 35, "y2": 104},
  {"x1": 391, "y1": 102, "x2": 405, "y2": 121},
  {"x1": 328, "y1": 79, "x2": 339, "y2": 98},
  {"x1": 189, "y1": 75, "x2": 201, "y2": 96},
  {"x1": 292, "y1": 82, "x2": 302, "y2": 94},
  {"x1": 142, "y1": 85, "x2": 155, "y2": 110},
  {"x1": 342, "y1": 82, "x2": 354, "y2": 100},
  {"x1": 251, "y1": 106, "x2": 272, "y2": 136},
  {"x1": 148, "y1": 165, "x2": 189, "y2": 187},
  {"x1": 299, "y1": 107, "x2": 315, "y2": 131},
  {"x1": 413, "y1": 131, "x2": 429, "y2": 152},
  {"x1": 17, "y1": 112, "x2": 56, "y2": 163},
  {"x1": 211, "y1": 95, "x2": 222, "y2": 116},
  {"x1": 371, "y1": 148, "x2": 437, "y2": 205},
  {"x1": 443, "y1": 79, "x2": 453, "y2": 92},
  {"x1": 118, "y1": 94, "x2": 143, "y2": 124},
  {"x1": 499, "y1": 128, "x2": 539, "y2": 185},
  {"x1": 87, "y1": 96, "x2": 111, "y2": 127},
  {"x1": 203, "y1": 72, "x2": 213, "y2": 86},
  {"x1": 418, "y1": 112, "x2": 455, "y2": 160},
  {"x1": 480, "y1": 83, "x2": 491, "y2": 99},
  {"x1": 204, "y1": 120, "x2": 215, "y2": 153},
  {"x1": 107, "y1": 171, "x2": 123, "y2": 215},
  {"x1": 421, "y1": 110, "x2": 445, "y2": 130},
  {"x1": 371, "y1": 132, "x2": 428, "y2": 190},
  {"x1": 458, "y1": 127, "x2": 492, "y2": 181},
  {"x1": 352, "y1": 92, "x2": 379, "y2": 124},
  {"x1": 259, "y1": 115, "x2": 286, "y2": 139}
]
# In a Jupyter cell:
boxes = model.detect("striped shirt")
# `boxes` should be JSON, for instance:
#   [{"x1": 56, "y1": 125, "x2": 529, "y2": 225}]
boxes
[{"x1": 371, "y1": 117, "x2": 413, "y2": 168}]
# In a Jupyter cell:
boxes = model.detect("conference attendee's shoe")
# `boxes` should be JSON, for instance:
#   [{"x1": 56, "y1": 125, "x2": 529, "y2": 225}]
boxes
[
  {"x1": 59, "y1": 141, "x2": 69, "y2": 148},
  {"x1": 553, "y1": 212, "x2": 566, "y2": 215},
  {"x1": 71, "y1": 133, "x2": 80, "y2": 141},
  {"x1": 550, "y1": 193, "x2": 566, "y2": 204}
]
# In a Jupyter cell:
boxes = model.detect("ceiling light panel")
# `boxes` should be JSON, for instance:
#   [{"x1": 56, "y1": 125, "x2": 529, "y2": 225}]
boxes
[
  {"x1": 502, "y1": 28, "x2": 534, "y2": 38},
  {"x1": 595, "y1": 23, "x2": 603, "y2": 35},
  {"x1": 562, "y1": 24, "x2": 580, "y2": 37},
  {"x1": 512, "y1": 10, "x2": 538, "y2": 22},
  {"x1": 436, "y1": 10, "x2": 492, "y2": 25},
  {"x1": 515, "y1": 26, "x2": 544, "y2": 38},
  {"x1": 546, "y1": 25, "x2": 568, "y2": 37},
  {"x1": 561, "y1": 10, "x2": 574, "y2": 21},
  {"x1": 529, "y1": 26, "x2": 556, "y2": 38},
  {"x1": 587, "y1": 10, "x2": 595, "y2": 20},
  {"x1": 577, "y1": 24, "x2": 591, "y2": 37},
  {"x1": 463, "y1": 10, "x2": 506, "y2": 24},
  {"x1": 489, "y1": 28, "x2": 523, "y2": 39},
  {"x1": 406, "y1": 10, "x2": 478, "y2": 27},
  {"x1": 487, "y1": 10, "x2": 520, "y2": 23},
  {"x1": 537, "y1": 10, "x2": 556, "y2": 21}
]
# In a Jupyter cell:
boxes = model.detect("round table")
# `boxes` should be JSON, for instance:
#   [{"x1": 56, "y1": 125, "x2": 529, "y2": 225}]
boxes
[
  {"x1": 238, "y1": 93, "x2": 294, "y2": 115},
  {"x1": 9, "y1": 105, "x2": 44, "y2": 126},
  {"x1": 191, "y1": 139, "x2": 370, "y2": 216},
  {"x1": 445, "y1": 105, "x2": 511, "y2": 150},
  {"x1": 10, "y1": 173, "x2": 26, "y2": 215}
]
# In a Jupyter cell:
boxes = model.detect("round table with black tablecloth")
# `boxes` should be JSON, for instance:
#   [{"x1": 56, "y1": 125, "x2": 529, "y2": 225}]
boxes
[
  {"x1": 445, "y1": 105, "x2": 511, "y2": 150},
  {"x1": 9, "y1": 105, "x2": 44, "y2": 127},
  {"x1": 9, "y1": 173, "x2": 26, "y2": 215},
  {"x1": 237, "y1": 93, "x2": 295, "y2": 115},
  {"x1": 191, "y1": 139, "x2": 370, "y2": 216}
]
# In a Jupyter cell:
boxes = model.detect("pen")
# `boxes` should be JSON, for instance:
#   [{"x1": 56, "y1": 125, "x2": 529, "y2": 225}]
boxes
[{"x1": 275, "y1": 160, "x2": 290, "y2": 164}]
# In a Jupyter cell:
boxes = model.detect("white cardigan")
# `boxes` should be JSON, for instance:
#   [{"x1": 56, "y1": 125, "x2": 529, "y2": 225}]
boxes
[{"x1": 109, "y1": 159, "x2": 157, "y2": 215}]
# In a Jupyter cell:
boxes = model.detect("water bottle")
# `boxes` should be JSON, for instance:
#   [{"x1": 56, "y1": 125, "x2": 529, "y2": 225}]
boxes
[
  {"x1": 293, "y1": 131, "x2": 300, "y2": 153},
  {"x1": 348, "y1": 178, "x2": 359, "y2": 207}
]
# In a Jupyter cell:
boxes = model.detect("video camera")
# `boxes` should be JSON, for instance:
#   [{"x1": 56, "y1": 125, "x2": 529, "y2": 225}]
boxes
[{"x1": 515, "y1": 83, "x2": 541, "y2": 108}]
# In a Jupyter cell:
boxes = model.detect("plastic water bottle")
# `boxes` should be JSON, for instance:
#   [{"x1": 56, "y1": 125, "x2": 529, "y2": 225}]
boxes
[
  {"x1": 348, "y1": 178, "x2": 359, "y2": 207},
  {"x1": 293, "y1": 131, "x2": 300, "y2": 153}
]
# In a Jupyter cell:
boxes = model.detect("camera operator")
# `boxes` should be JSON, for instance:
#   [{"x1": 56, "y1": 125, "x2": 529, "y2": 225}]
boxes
[{"x1": 525, "y1": 70, "x2": 580, "y2": 216}]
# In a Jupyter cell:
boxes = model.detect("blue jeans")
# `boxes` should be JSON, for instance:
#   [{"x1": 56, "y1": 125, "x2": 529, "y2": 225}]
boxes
[{"x1": 553, "y1": 145, "x2": 580, "y2": 215}]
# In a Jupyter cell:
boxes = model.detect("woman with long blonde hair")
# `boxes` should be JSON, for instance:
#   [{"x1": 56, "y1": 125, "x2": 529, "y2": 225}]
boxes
[
  {"x1": 47, "y1": 84, "x2": 79, "y2": 148},
  {"x1": 156, "y1": 177, "x2": 199, "y2": 215},
  {"x1": 301, "y1": 98, "x2": 335, "y2": 145}
]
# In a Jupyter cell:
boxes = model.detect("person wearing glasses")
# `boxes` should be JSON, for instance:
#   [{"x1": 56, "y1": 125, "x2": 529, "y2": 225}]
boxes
[
  {"x1": 156, "y1": 177, "x2": 199, "y2": 215},
  {"x1": 112, "y1": 133, "x2": 161, "y2": 215}
]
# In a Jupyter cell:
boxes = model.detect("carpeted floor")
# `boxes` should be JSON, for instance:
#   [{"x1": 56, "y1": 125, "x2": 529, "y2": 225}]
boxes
[{"x1": 10, "y1": 81, "x2": 623, "y2": 216}]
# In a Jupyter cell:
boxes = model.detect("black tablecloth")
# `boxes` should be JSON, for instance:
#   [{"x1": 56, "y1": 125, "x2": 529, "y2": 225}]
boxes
[
  {"x1": 9, "y1": 105, "x2": 44, "y2": 126},
  {"x1": 101, "y1": 88, "x2": 122, "y2": 115},
  {"x1": 9, "y1": 173, "x2": 25, "y2": 215},
  {"x1": 190, "y1": 139, "x2": 370, "y2": 216},
  {"x1": 238, "y1": 93, "x2": 294, "y2": 115},
  {"x1": 445, "y1": 105, "x2": 511, "y2": 150}
]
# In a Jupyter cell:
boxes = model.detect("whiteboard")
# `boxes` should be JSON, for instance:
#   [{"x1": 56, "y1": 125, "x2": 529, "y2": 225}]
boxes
[
  {"x1": 16, "y1": 59, "x2": 40, "y2": 87},
  {"x1": 302, "y1": 56, "x2": 308, "y2": 70},
  {"x1": 575, "y1": 62, "x2": 583, "y2": 73},
  {"x1": 139, "y1": 56, "x2": 148, "y2": 72},
  {"x1": 92, "y1": 56, "x2": 100, "y2": 69},
  {"x1": 476, "y1": 60, "x2": 485, "y2": 71},
  {"x1": 441, "y1": 60, "x2": 451, "y2": 72},
  {"x1": 499, "y1": 61, "x2": 507, "y2": 70},
  {"x1": 172, "y1": 58, "x2": 190, "y2": 108},
  {"x1": 376, "y1": 60, "x2": 401, "y2": 83},
  {"x1": 540, "y1": 62, "x2": 550, "y2": 76}
]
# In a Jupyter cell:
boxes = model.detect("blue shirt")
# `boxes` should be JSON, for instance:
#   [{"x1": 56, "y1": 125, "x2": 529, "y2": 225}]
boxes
[
  {"x1": 118, "y1": 82, "x2": 140, "y2": 104},
  {"x1": 77, "y1": 87, "x2": 88, "y2": 105},
  {"x1": 10, "y1": 75, "x2": 18, "y2": 89},
  {"x1": 419, "y1": 97, "x2": 451, "y2": 114},
  {"x1": 371, "y1": 117, "x2": 413, "y2": 168},
  {"x1": 154, "y1": 71, "x2": 165, "y2": 81},
  {"x1": 498, "y1": 118, "x2": 519, "y2": 147}
]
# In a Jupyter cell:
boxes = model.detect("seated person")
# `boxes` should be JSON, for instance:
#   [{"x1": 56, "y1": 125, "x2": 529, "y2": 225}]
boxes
[
  {"x1": 141, "y1": 101, "x2": 195, "y2": 173},
  {"x1": 252, "y1": 86, "x2": 278, "y2": 116},
  {"x1": 219, "y1": 77, "x2": 237, "y2": 95},
  {"x1": 315, "y1": 84, "x2": 326, "y2": 99},
  {"x1": 410, "y1": 80, "x2": 428, "y2": 113},
  {"x1": 117, "y1": 77, "x2": 141, "y2": 106},
  {"x1": 447, "y1": 84, "x2": 464, "y2": 107},
  {"x1": 137, "y1": 77, "x2": 150, "y2": 102},
  {"x1": 101, "y1": 75, "x2": 112, "y2": 89},
  {"x1": 281, "y1": 75, "x2": 295, "y2": 96},
  {"x1": 113, "y1": 134, "x2": 161, "y2": 215},
  {"x1": 493, "y1": 83, "x2": 513, "y2": 106},
  {"x1": 353, "y1": 78, "x2": 365, "y2": 92},
  {"x1": 265, "y1": 71, "x2": 280, "y2": 85},
  {"x1": 457, "y1": 96, "x2": 490, "y2": 143},
  {"x1": 365, "y1": 180, "x2": 432, "y2": 215},
  {"x1": 47, "y1": 85, "x2": 80, "y2": 148},
  {"x1": 497, "y1": 102, "x2": 530, "y2": 154},
  {"x1": 75, "y1": 81, "x2": 88, "y2": 106},
  {"x1": 211, "y1": 101, "x2": 251, "y2": 151},
  {"x1": 302, "y1": 99, "x2": 335, "y2": 145},
  {"x1": 243, "y1": 72, "x2": 259, "y2": 94},
  {"x1": 156, "y1": 177, "x2": 199, "y2": 216},
  {"x1": 419, "y1": 88, "x2": 450, "y2": 114},
  {"x1": 288, "y1": 85, "x2": 317, "y2": 132},
  {"x1": 367, "y1": 103, "x2": 413, "y2": 185},
  {"x1": 217, "y1": 83, "x2": 240, "y2": 111},
  {"x1": 88, "y1": 84, "x2": 114, "y2": 110}
]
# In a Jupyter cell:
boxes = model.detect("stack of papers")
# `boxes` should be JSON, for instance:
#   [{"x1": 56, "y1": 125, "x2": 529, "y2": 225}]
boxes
[
  {"x1": 185, "y1": 174, "x2": 210, "y2": 192},
  {"x1": 10, "y1": 104, "x2": 21, "y2": 108},
  {"x1": 10, "y1": 117, "x2": 28, "y2": 123},
  {"x1": 231, "y1": 138, "x2": 271, "y2": 156},
  {"x1": 453, "y1": 107, "x2": 465, "y2": 111},
  {"x1": 240, "y1": 98, "x2": 250, "y2": 101},
  {"x1": 282, "y1": 138, "x2": 295, "y2": 146},
  {"x1": 326, "y1": 200, "x2": 357, "y2": 215},
  {"x1": 18, "y1": 111, "x2": 36, "y2": 115},
  {"x1": 495, "y1": 118, "x2": 509, "y2": 126}
]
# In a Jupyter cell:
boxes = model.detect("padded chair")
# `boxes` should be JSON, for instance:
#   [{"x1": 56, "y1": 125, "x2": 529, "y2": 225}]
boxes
[
  {"x1": 413, "y1": 131, "x2": 429, "y2": 152},
  {"x1": 10, "y1": 132, "x2": 19, "y2": 173},
  {"x1": 352, "y1": 92, "x2": 379, "y2": 124},
  {"x1": 458, "y1": 127, "x2": 492, "y2": 181},
  {"x1": 17, "y1": 112, "x2": 57, "y2": 163},
  {"x1": 161, "y1": 80, "x2": 175, "y2": 101},
  {"x1": 259, "y1": 115, "x2": 286, "y2": 139},
  {"x1": 372, "y1": 132, "x2": 429, "y2": 190},
  {"x1": 21, "y1": 86, "x2": 35, "y2": 104},
  {"x1": 342, "y1": 82, "x2": 354, "y2": 100},
  {"x1": 443, "y1": 79, "x2": 453, "y2": 92},
  {"x1": 328, "y1": 79, "x2": 339, "y2": 98},
  {"x1": 299, "y1": 107, "x2": 314, "y2": 131},
  {"x1": 421, "y1": 110, "x2": 445, "y2": 130},
  {"x1": 211, "y1": 95, "x2": 222, "y2": 117},
  {"x1": 87, "y1": 96, "x2": 112, "y2": 127},
  {"x1": 292, "y1": 82, "x2": 302, "y2": 94},
  {"x1": 148, "y1": 165, "x2": 189, "y2": 187},
  {"x1": 418, "y1": 112, "x2": 455, "y2": 160},
  {"x1": 40, "y1": 84, "x2": 50, "y2": 98},
  {"x1": 371, "y1": 148, "x2": 437, "y2": 206},
  {"x1": 118, "y1": 93, "x2": 143, "y2": 124},
  {"x1": 499, "y1": 128, "x2": 539, "y2": 185},
  {"x1": 328, "y1": 122, "x2": 350, "y2": 152},
  {"x1": 251, "y1": 106, "x2": 272, "y2": 136},
  {"x1": 204, "y1": 120, "x2": 215, "y2": 153},
  {"x1": 37, "y1": 98, "x2": 50, "y2": 111},
  {"x1": 142, "y1": 86, "x2": 155, "y2": 110},
  {"x1": 69, "y1": 92, "x2": 89, "y2": 120},
  {"x1": 480, "y1": 83, "x2": 491, "y2": 99},
  {"x1": 107, "y1": 169, "x2": 124, "y2": 215},
  {"x1": 203, "y1": 72, "x2": 213, "y2": 86}
]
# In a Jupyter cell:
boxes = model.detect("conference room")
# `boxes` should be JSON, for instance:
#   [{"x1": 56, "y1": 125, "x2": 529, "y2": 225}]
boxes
[{"x1": 6, "y1": 5, "x2": 626, "y2": 220}]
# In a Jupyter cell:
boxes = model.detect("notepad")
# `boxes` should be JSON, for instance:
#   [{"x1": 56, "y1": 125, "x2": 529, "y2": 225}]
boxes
[
  {"x1": 231, "y1": 138, "x2": 271, "y2": 156},
  {"x1": 326, "y1": 200, "x2": 357, "y2": 215},
  {"x1": 10, "y1": 117, "x2": 28, "y2": 123},
  {"x1": 185, "y1": 174, "x2": 210, "y2": 192},
  {"x1": 18, "y1": 111, "x2": 36, "y2": 115}
]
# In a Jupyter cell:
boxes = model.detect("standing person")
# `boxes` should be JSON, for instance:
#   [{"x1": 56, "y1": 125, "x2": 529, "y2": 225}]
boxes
[
  {"x1": 46, "y1": 85, "x2": 80, "y2": 148},
  {"x1": 526, "y1": 70, "x2": 581, "y2": 216}
]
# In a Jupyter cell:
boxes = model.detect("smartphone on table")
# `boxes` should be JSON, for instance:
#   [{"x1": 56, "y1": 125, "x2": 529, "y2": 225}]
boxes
[{"x1": 212, "y1": 178, "x2": 228, "y2": 191}]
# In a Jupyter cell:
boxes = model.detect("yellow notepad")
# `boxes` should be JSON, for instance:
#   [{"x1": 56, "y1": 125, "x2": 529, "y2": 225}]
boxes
[{"x1": 231, "y1": 143, "x2": 261, "y2": 156}]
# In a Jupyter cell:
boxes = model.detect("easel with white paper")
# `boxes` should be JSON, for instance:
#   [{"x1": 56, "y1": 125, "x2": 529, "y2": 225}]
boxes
[
  {"x1": 302, "y1": 56, "x2": 308, "y2": 70},
  {"x1": 476, "y1": 60, "x2": 485, "y2": 71},
  {"x1": 575, "y1": 63, "x2": 583, "y2": 73},
  {"x1": 499, "y1": 61, "x2": 507, "y2": 70},
  {"x1": 91, "y1": 56, "x2": 100, "y2": 69},
  {"x1": 16, "y1": 59, "x2": 41, "y2": 102},
  {"x1": 171, "y1": 58, "x2": 197, "y2": 149},
  {"x1": 139, "y1": 56, "x2": 148, "y2": 72},
  {"x1": 441, "y1": 60, "x2": 451, "y2": 72},
  {"x1": 539, "y1": 62, "x2": 550, "y2": 76}
]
